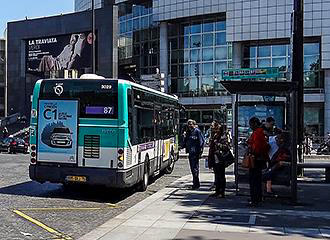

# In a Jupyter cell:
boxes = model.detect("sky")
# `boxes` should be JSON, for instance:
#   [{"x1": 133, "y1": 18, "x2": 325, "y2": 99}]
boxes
[{"x1": 0, "y1": 0, "x2": 74, "y2": 38}]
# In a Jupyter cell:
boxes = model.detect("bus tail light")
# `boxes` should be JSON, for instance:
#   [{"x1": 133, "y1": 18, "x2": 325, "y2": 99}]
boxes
[
  {"x1": 118, "y1": 149, "x2": 124, "y2": 168},
  {"x1": 30, "y1": 144, "x2": 37, "y2": 164}
]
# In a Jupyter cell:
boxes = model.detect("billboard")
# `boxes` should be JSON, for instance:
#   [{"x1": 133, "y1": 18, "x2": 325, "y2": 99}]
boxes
[
  {"x1": 37, "y1": 100, "x2": 78, "y2": 163},
  {"x1": 26, "y1": 32, "x2": 95, "y2": 72}
]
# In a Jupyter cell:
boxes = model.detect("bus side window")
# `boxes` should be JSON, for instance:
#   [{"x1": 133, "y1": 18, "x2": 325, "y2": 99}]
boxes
[
  {"x1": 133, "y1": 89, "x2": 154, "y2": 144},
  {"x1": 128, "y1": 89, "x2": 137, "y2": 145}
]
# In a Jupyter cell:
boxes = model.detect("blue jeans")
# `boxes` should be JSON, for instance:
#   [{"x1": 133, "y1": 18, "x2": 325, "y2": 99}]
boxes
[{"x1": 189, "y1": 154, "x2": 200, "y2": 187}]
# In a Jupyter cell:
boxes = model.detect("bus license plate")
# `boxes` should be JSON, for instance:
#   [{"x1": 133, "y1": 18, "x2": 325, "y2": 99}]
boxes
[{"x1": 66, "y1": 176, "x2": 87, "y2": 182}]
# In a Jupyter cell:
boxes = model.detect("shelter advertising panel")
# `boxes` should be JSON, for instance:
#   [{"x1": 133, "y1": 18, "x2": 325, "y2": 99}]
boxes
[
  {"x1": 37, "y1": 100, "x2": 78, "y2": 163},
  {"x1": 26, "y1": 32, "x2": 95, "y2": 72}
]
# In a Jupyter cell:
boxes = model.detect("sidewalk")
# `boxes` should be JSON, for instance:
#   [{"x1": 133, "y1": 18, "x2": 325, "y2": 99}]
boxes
[{"x1": 79, "y1": 171, "x2": 330, "y2": 240}]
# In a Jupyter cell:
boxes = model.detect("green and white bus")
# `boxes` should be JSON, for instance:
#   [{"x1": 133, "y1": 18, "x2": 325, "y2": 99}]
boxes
[{"x1": 29, "y1": 76, "x2": 180, "y2": 190}]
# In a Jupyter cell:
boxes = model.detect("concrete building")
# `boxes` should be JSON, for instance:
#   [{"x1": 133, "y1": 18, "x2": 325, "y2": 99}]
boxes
[
  {"x1": 0, "y1": 39, "x2": 5, "y2": 117},
  {"x1": 75, "y1": 0, "x2": 327, "y2": 136}
]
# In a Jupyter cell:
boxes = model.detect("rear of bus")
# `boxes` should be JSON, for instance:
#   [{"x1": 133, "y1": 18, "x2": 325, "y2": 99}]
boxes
[{"x1": 29, "y1": 79, "x2": 133, "y2": 188}]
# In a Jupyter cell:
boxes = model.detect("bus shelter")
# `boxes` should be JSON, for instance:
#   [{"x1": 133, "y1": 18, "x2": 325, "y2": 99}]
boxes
[{"x1": 220, "y1": 80, "x2": 299, "y2": 202}]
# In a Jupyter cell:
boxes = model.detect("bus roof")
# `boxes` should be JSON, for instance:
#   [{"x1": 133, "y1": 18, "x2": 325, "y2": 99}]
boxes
[
  {"x1": 118, "y1": 79, "x2": 178, "y2": 101},
  {"x1": 38, "y1": 78, "x2": 179, "y2": 101}
]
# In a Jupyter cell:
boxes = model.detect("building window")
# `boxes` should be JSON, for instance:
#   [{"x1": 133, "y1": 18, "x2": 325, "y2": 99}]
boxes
[
  {"x1": 183, "y1": 108, "x2": 228, "y2": 134},
  {"x1": 168, "y1": 17, "x2": 232, "y2": 96},
  {"x1": 243, "y1": 42, "x2": 323, "y2": 88},
  {"x1": 118, "y1": 1, "x2": 159, "y2": 79},
  {"x1": 304, "y1": 103, "x2": 324, "y2": 136}
]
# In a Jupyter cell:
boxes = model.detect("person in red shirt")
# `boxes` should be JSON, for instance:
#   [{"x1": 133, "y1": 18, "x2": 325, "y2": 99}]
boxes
[{"x1": 247, "y1": 117, "x2": 269, "y2": 207}]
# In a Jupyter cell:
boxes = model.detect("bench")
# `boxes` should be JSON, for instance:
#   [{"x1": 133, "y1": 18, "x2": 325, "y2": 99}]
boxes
[
  {"x1": 297, "y1": 162, "x2": 330, "y2": 183},
  {"x1": 270, "y1": 165, "x2": 291, "y2": 186}
]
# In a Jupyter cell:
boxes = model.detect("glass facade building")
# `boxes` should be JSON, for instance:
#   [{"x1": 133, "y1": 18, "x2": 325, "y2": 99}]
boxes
[
  {"x1": 118, "y1": 1, "x2": 160, "y2": 78},
  {"x1": 74, "y1": 0, "x2": 103, "y2": 11},
  {"x1": 243, "y1": 42, "x2": 322, "y2": 88},
  {"x1": 168, "y1": 17, "x2": 232, "y2": 96},
  {"x1": 74, "y1": 0, "x2": 330, "y2": 136}
]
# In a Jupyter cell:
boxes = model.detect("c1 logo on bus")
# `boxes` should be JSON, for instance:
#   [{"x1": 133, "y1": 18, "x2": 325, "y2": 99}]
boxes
[
  {"x1": 44, "y1": 108, "x2": 57, "y2": 120},
  {"x1": 54, "y1": 83, "x2": 64, "y2": 96}
]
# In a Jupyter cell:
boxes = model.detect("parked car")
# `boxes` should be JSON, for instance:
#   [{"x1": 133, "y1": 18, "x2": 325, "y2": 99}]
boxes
[
  {"x1": 0, "y1": 137, "x2": 29, "y2": 154},
  {"x1": 50, "y1": 127, "x2": 72, "y2": 148}
]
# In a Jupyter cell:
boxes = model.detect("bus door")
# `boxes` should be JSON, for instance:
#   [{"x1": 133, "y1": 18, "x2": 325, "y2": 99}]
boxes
[
  {"x1": 154, "y1": 106, "x2": 162, "y2": 173},
  {"x1": 37, "y1": 99, "x2": 79, "y2": 164}
]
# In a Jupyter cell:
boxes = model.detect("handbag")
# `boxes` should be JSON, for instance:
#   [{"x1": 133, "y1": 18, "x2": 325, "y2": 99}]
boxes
[
  {"x1": 216, "y1": 150, "x2": 235, "y2": 168},
  {"x1": 242, "y1": 153, "x2": 255, "y2": 169}
]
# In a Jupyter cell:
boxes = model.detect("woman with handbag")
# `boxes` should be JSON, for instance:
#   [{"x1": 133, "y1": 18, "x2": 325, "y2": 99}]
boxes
[
  {"x1": 208, "y1": 121, "x2": 231, "y2": 198},
  {"x1": 247, "y1": 117, "x2": 269, "y2": 207}
]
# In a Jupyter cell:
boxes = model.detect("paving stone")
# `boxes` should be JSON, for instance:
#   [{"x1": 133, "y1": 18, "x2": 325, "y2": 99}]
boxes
[
  {"x1": 136, "y1": 227, "x2": 181, "y2": 240},
  {"x1": 121, "y1": 219, "x2": 156, "y2": 228},
  {"x1": 152, "y1": 219, "x2": 187, "y2": 229},
  {"x1": 99, "y1": 225, "x2": 147, "y2": 240},
  {"x1": 183, "y1": 221, "x2": 218, "y2": 231}
]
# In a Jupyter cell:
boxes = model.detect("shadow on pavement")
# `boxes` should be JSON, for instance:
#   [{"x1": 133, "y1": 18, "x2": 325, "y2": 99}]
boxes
[
  {"x1": 168, "y1": 178, "x2": 330, "y2": 239},
  {"x1": 0, "y1": 180, "x2": 151, "y2": 203}
]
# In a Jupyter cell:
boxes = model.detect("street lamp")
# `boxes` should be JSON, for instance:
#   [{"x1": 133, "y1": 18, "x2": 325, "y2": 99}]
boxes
[{"x1": 192, "y1": 41, "x2": 201, "y2": 95}]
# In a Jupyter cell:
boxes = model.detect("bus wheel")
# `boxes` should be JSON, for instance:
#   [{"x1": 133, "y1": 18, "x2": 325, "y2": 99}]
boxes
[
  {"x1": 139, "y1": 157, "x2": 149, "y2": 192},
  {"x1": 164, "y1": 151, "x2": 175, "y2": 174}
]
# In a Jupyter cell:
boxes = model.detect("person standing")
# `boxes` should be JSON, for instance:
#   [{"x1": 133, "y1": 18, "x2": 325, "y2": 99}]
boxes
[
  {"x1": 182, "y1": 119, "x2": 205, "y2": 189},
  {"x1": 208, "y1": 121, "x2": 230, "y2": 198},
  {"x1": 247, "y1": 117, "x2": 269, "y2": 207},
  {"x1": 263, "y1": 116, "x2": 281, "y2": 138}
]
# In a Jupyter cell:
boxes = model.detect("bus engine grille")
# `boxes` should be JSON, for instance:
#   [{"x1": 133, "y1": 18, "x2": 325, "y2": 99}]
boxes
[
  {"x1": 126, "y1": 147, "x2": 132, "y2": 166},
  {"x1": 84, "y1": 135, "x2": 100, "y2": 158}
]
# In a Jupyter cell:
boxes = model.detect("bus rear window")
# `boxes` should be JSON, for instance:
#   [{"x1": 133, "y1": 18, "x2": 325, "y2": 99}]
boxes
[{"x1": 40, "y1": 80, "x2": 118, "y2": 119}]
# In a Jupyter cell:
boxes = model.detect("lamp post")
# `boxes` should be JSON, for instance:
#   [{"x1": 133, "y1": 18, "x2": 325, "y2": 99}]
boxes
[
  {"x1": 193, "y1": 41, "x2": 201, "y2": 95},
  {"x1": 91, "y1": 0, "x2": 96, "y2": 74}
]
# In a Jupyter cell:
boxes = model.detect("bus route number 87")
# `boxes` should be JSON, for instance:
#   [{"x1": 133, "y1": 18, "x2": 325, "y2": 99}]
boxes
[{"x1": 103, "y1": 107, "x2": 113, "y2": 114}]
